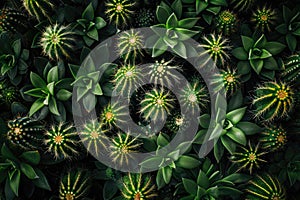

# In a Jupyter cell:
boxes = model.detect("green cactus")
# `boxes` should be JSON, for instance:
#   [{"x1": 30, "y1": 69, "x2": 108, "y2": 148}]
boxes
[
  {"x1": 0, "y1": 80, "x2": 19, "y2": 105},
  {"x1": 251, "y1": 5, "x2": 276, "y2": 32},
  {"x1": 101, "y1": 102, "x2": 127, "y2": 128},
  {"x1": 245, "y1": 174, "x2": 286, "y2": 200},
  {"x1": 44, "y1": 123, "x2": 79, "y2": 160},
  {"x1": 216, "y1": 10, "x2": 237, "y2": 36},
  {"x1": 230, "y1": 0, "x2": 256, "y2": 12},
  {"x1": 121, "y1": 173, "x2": 157, "y2": 200},
  {"x1": 134, "y1": 8, "x2": 156, "y2": 27},
  {"x1": 259, "y1": 125, "x2": 287, "y2": 152},
  {"x1": 252, "y1": 81, "x2": 294, "y2": 121},
  {"x1": 0, "y1": 8, "x2": 27, "y2": 32},
  {"x1": 22, "y1": 0, "x2": 54, "y2": 21},
  {"x1": 230, "y1": 142, "x2": 268, "y2": 174},
  {"x1": 7, "y1": 116, "x2": 44, "y2": 150},
  {"x1": 105, "y1": 0, "x2": 135, "y2": 27},
  {"x1": 281, "y1": 54, "x2": 300, "y2": 85},
  {"x1": 166, "y1": 112, "x2": 188, "y2": 133},
  {"x1": 40, "y1": 24, "x2": 75, "y2": 60}
]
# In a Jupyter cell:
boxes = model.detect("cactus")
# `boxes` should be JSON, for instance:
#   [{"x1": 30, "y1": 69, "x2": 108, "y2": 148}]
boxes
[
  {"x1": 166, "y1": 112, "x2": 188, "y2": 133},
  {"x1": 0, "y1": 82, "x2": 19, "y2": 105},
  {"x1": 23, "y1": 0, "x2": 54, "y2": 21},
  {"x1": 59, "y1": 169, "x2": 90, "y2": 200},
  {"x1": 134, "y1": 8, "x2": 156, "y2": 27},
  {"x1": 101, "y1": 102, "x2": 127, "y2": 128},
  {"x1": 117, "y1": 29, "x2": 144, "y2": 61},
  {"x1": 251, "y1": 6, "x2": 276, "y2": 32},
  {"x1": 44, "y1": 123, "x2": 79, "y2": 160},
  {"x1": 7, "y1": 116, "x2": 44, "y2": 149},
  {"x1": 0, "y1": 8, "x2": 27, "y2": 32},
  {"x1": 245, "y1": 174, "x2": 286, "y2": 200},
  {"x1": 281, "y1": 54, "x2": 300, "y2": 84},
  {"x1": 252, "y1": 81, "x2": 294, "y2": 121},
  {"x1": 230, "y1": 0, "x2": 256, "y2": 12},
  {"x1": 199, "y1": 33, "x2": 231, "y2": 66},
  {"x1": 121, "y1": 173, "x2": 157, "y2": 200},
  {"x1": 105, "y1": 0, "x2": 135, "y2": 27},
  {"x1": 216, "y1": 10, "x2": 237, "y2": 36},
  {"x1": 259, "y1": 125, "x2": 287, "y2": 152},
  {"x1": 40, "y1": 24, "x2": 75, "y2": 60},
  {"x1": 230, "y1": 142, "x2": 267, "y2": 174}
]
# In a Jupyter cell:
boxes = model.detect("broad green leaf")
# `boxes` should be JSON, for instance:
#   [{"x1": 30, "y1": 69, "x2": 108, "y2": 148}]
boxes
[
  {"x1": 178, "y1": 18, "x2": 199, "y2": 29},
  {"x1": 47, "y1": 66, "x2": 59, "y2": 83},
  {"x1": 49, "y1": 96, "x2": 60, "y2": 116},
  {"x1": 32, "y1": 169, "x2": 51, "y2": 191},
  {"x1": 226, "y1": 107, "x2": 247, "y2": 124},
  {"x1": 182, "y1": 178, "x2": 197, "y2": 195},
  {"x1": 156, "y1": 6, "x2": 170, "y2": 24},
  {"x1": 29, "y1": 98, "x2": 45, "y2": 116},
  {"x1": 30, "y1": 72, "x2": 46, "y2": 89},
  {"x1": 56, "y1": 89, "x2": 72, "y2": 101},
  {"x1": 226, "y1": 127, "x2": 246, "y2": 146},
  {"x1": 176, "y1": 155, "x2": 200, "y2": 169},
  {"x1": 241, "y1": 36, "x2": 254, "y2": 51},
  {"x1": 264, "y1": 42, "x2": 286, "y2": 55},
  {"x1": 166, "y1": 13, "x2": 178, "y2": 29},
  {"x1": 162, "y1": 166, "x2": 172, "y2": 184},
  {"x1": 236, "y1": 122, "x2": 262, "y2": 135},
  {"x1": 20, "y1": 163, "x2": 38, "y2": 179},
  {"x1": 20, "y1": 151, "x2": 40, "y2": 165},
  {"x1": 197, "y1": 170, "x2": 209, "y2": 189},
  {"x1": 82, "y1": 3, "x2": 94, "y2": 21},
  {"x1": 9, "y1": 170, "x2": 20, "y2": 196},
  {"x1": 232, "y1": 47, "x2": 248, "y2": 60}
]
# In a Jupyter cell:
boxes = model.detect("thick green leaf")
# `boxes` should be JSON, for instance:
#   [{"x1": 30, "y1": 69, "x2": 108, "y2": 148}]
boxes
[
  {"x1": 226, "y1": 107, "x2": 247, "y2": 124},
  {"x1": 236, "y1": 122, "x2": 262, "y2": 135},
  {"x1": 1, "y1": 144, "x2": 18, "y2": 162},
  {"x1": 176, "y1": 155, "x2": 200, "y2": 169},
  {"x1": 49, "y1": 96, "x2": 60, "y2": 116},
  {"x1": 286, "y1": 34, "x2": 297, "y2": 52},
  {"x1": 29, "y1": 98, "x2": 45, "y2": 116},
  {"x1": 197, "y1": 170, "x2": 209, "y2": 189},
  {"x1": 226, "y1": 127, "x2": 246, "y2": 146},
  {"x1": 156, "y1": 6, "x2": 170, "y2": 24},
  {"x1": 250, "y1": 59, "x2": 264, "y2": 74},
  {"x1": 199, "y1": 114, "x2": 210, "y2": 129},
  {"x1": 264, "y1": 42, "x2": 286, "y2": 55},
  {"x1": 103, "y1": 180, "x2": 118, "y2": 199},
  {"x1": 47, "y1": 66, "x2": 59, "y2": 83},
  {"x1": 162, "y1": 166, "x2": 172, "y2": 184},
  {"x1": 182, "y1": 178, "x2": 197, "y2": 195},
  {"x1": 12, "y1": 39, "x2": 21, "y2": 57},
  {"x1": 20, "y1": 151, "x2": 40, "y2": 165},
  {"x1": 82, "y1": 3, "x2": 94, "y2": 21},
  {"x1": 221, "y1": 136, "x2": 236, "y2": 154},
  {"x1": 9, "y1": 170, "x2": 20, "y2": 196},
  {"x1": 156, "y1": 169, "x2": 166, "y2": 189},
  {"x1": 171, "y1": 0, "x2": 182, "y2": 19},
  {"x1": 232, "y1": 47, "x2": 248, "y2": 60},
  {"x1": 95, "y1": 17, "x2": 106, "y2": 29},
  {"x1": 32, "y1": 169, "x2": 51, "y2": 191},
  {"x1": 178, "y1": 18, "x2": 199, "y2": 29},
  {"x1": 241, "y1": 36, "x2": 254, "y2": 52},
  {"x1": 20, "y1": 163, "x2": 38, "y2": 179},
  {"x1": 166, "y1": 13, "x2": 178, "y2": 28},
  {"x1": 56, "y1": 89, "x2": 72, "y2": 101},
  {"x1": 173, "y1": 42, "x2": 187, "y2": 58},
  {"x1": 30, "y1": 72, "x2": 46, "y2": 89}
]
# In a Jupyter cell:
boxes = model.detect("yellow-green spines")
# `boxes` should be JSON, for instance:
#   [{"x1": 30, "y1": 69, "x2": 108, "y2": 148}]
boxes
[
  {"x1": 166, "y1": 112, "x2": 188, "y2": 133},
  {"x1": 44, "y1": 123, "x2": 79, "y2": 160},
  {"x1": 0, "y1": 81, "x2": 19, "y2": 104},
  {"x1": 216, "y1": 10, "x2": 237, "y2": 36},
  {"x1": 134, "y1": 8, "x2": 156, "y2": 27},
  {"x1": 101, "y1": 102, "x2": 127, "y2": 128},
  {"x1": 59, "y1": 169, "x2": 90, "y2": 200},
  {"x1": 40, "y1": 24, "x2": 75, "y2": 60},
  {"x1": 281, "y1": 54, "x2": 300, "y2": 84},
  {"x1": 251, "y1": 6, "x2": 276, "y2": 32},
  {"x1": 105, "y1": 0, "x2": 135, "y2": 27},
  {"x1": 252, "y1": 82, "x2": 294, "y2": 121},
  {"x1": 245, "y1": 174, "x2": 286, "y2": 200},
  {"x1": 230, "y1": 0, "x2": 256, "y2": 12},
  {"x1": 7, "y1": 116, "x2": 43, "y2": 149},
  {"x1": 230, "y1": 142, "x2": 267, "y2": 174},
  {"x1": 0, "y1": 8, "x2": 27, "y2": 32},
  {"x1": 260, "y1": 125, "x2": 287, "y2": 152},
  {"x1": 121, "y1": 173, "x2": 157, "y2": 200},
  {"x1": 23, "y1": 0, "x2": 54, "y2": 21}
]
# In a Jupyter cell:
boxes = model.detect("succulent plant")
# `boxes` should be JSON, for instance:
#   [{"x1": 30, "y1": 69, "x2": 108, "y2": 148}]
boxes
[
  {"x1": 230, "y1": 0, "x2": 256, "y2": 12},
  {"x1": 7, "y1": 116, "x2": 44, "y2": 150},
  {"x1": 44, "y1": 123, "x2": 79, "y2": 160},
  {"x1": 0, "y1": 8, "x2": 27, "y2": 32},
  {"x1": 22, "y1": 0, "x2": 54, "y2": 21},
  {"x1": 245, "y1": 174, "x2": 286, "y2": 200},
  {"x1": 166, "y1": 112, "x2": 188, "y2": 133},
  {"x1": 0, "y1": 83, "x2": 19, "y2": 105},
  {"x1": 251, "y1": 5, "x2": 276, "y2": 32},
  {"x1": 259, "y1": 125, "x2": 287, "y2": 152},
  {"x1": 120, "y1": 173, "x2": 157, "y2": 199},
  {"x1": 101, "y1": 102, "x2": 127, "y2": 128},
  {"x1": 230, "y1": 142, "x2": 267, "y2": 174},
  {"x1": 215, "y1": 10, "x2": 237, "y2": 36},
  {"x1": 134, "y1": 8, "x2": 156, "y2": 27},
  {"x1": 40, "y1": 24, "x2": 76, "y2": 60},
  {"x1": 281, "y1": 54, "x2": 300, "y2": 85},
  {"x1": 252, "y1": 81, "x2": 294, "y2": 121},
  {"x1": 105, "y1": 0, "x2": 135, "y2": 27},
  {"x1": 199, "y1": 33, "x2": 231, "y2": 66},
  {"x1": 140, "y1": 88, "x2": 175, "y2": 122},
  {"x1": 59, "y1": 169, "x2": 90, "y2": 200}
]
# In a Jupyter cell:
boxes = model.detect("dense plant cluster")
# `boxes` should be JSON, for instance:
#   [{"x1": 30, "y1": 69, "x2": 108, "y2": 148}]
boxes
[{"x1": 0, "y1": 0, "x2": 299, "y2": 199}]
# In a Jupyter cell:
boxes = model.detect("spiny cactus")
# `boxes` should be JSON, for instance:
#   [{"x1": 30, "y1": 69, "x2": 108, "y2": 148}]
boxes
[
  {"x1": 117, "y1": 29, "x2": 144, "y2": 61},
  {"x1": 7, "y1": 116, "x2": 43, "y2": 149},
  {"x1": 252, "y1": 81, "x2": 294, "y2": 121},
  {"x1": 259, "y1": 125, "x2": 287, "y2": 152},
  {"x1": 0, "y1": 81, "x2": 19, "y2": 105},
  {"x1": 230, "y1": 142, "x2": 267, "y2": 174},
  {"x1": 230, "y1": 0, "x2": 256, "y2": 12},
  {"x1": 40, "y1": 24, "x2": 75, "y2": 60},
  {"x1": 23, "y1": 0, "x2": 54, "y2": 21},
  {"x1": 134, "y1": 8, "x2": 156, "y2": 27},
  {"x1": 44, "y1": 123, "x2": 79, "y2": 160},
  {"x1": 166, "y1": 112, "x2": 188, "y2": 133},
  {"x1": 101, "y1": 102, "x2": 127, "y2": 128},
  {"x1": 121, "y1": 173, "x2": 157, "y2": 200},
  {"x1": 59, "y1": 169, "x2": 90, "y2": 200},
  {"x1": 105, "y1": 0, "x2": 135, "y2": 27},
  {"x1": 281, "y1": 54, "x2": 300, "y2": 84},
  {"x1": 0, "y1": 8, "x2": 27, "y2": 32},
  {"x1": 245, "y1": 174, "x2": 286, "y2": 200},
  {"x1": 251, "y1": 6, "x2": 276, "y2": 32},
  {"x1": 216, "y1": 10, "x2": 237, "y2": 36},
  {"x1": 199, "y1": 33, "x2": 231, "y2": 66}
]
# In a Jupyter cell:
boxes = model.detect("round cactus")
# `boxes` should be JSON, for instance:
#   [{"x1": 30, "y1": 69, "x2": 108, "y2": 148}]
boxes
[
  {"x1": 134, "y1": 8, "x2": 156, "y2": 27},
  {"x1": 121, "y1": 173, "x2": 157, "y2": 200},
  {"x1": 251, "y1": 6, "x2": 276, "y2": 32},
  {"x1": 281, "y1": 54, "x2": 300, "y2": 84},
  {"x1": 105, "y1": 0, "x2": 135, "y2": 27},
  {"x1": 166, "y1": 112, "x2": 188, "y2": 133},
  {"x1": 44, "y1": 123, "x2": 79, "y2": 160},
  {"x1": 259, "y1": 125, "x2": 287, "y2": 152},
  {"x1": 23, "y1": 0, "x2": 54, "y2": 21},
  {"x1": 252, "y1": 81, "x2": 294, "y2": 121},
  {"x1": 7, "y1": 116, "x2": 44, "y2": 150},
  {"x1": 245, "y1": 174, "x2": 286, "y2": 200},
  {"x1": 101, "y1": 102, "x2": 127, "y2": 128},
  {"x1": 216, "y1": 10, "x2": 237, "y2": 36},
  {"x1": 40, "y1": 24, "x2": 75, "y2": 60},
  {"x1": 0, "y1": 80, "x2": 19, "y2": 104},
  {"x1": 0, "y1": 8, "x2": 27, "y2": 32}
]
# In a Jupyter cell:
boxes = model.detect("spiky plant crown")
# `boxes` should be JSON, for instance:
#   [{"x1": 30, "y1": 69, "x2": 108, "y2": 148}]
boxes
[
  {"x1": 245, "y1": 174, "x2": 286, "y2": 200},
  {"x1": 0, "y1": 8, "x2": 27, "y2": 32},
  {"x1": 0, "y1": 85, "x2": 19, "y2": 105},
  {"x1": 252, "y1": 81, "x2": 294, "y2": 121},
  {"x1": 117, "y1": 29, "x2": 144, "y2": 62},
  {"x1": 147, "y1": 59, "x2": 182, "y2": 88},
  {"x1": 230, "y1": 142, "x2": 268, "y2": 174},
  {"x1": 140, "y1": 88, "x2": 175, "y2": 122},
  {"x1": 79, "y1": 119, "x2": 109, "y2": 157},
  {"x1": 23, "y1": 0, "x2": 54, "y2": 21},
  {"x1": 59, "y1": 169, "x2": 90, "y2": 200},
  {"x1": 109, "y1": 132, "x2": 141, "y2": 165},
  {"x1": 166, "y1": 112, "x2": 188, "y2": 133},
  {"x1": 251, "y1": 6, "x2": 276, "y2": 32},
  {"x1": 134, "y1": 8, "x2": 156, "y2": 27},
  {"x1": 7, "y1": 116, "x2": 44, "y2": 149},
  {"x1": 199, "y1": 34, "x2": 231, "y2": 66},
  {"x1": 105, "y1": 0, "x2": 135, "y2": 27},
  {"x1": 121, "y1": 173, "x2": 157, "y2": 200},
  {"x1": 216, "y1": 10, "x2": 237, "y2": 36},
  {"x1": 112, "y1": 63, "x2": 143, "y2": 96},
  {"x1": 259, "y1": 125, "x2": 287, "y2": 152},
  {"x1": 44, "y1": 123, "x2": 79, "y2": 160},
  {"x1": 101, "y1": 102, "x2": 127, "y2": 128},
  {"x1": 40, "y1": 24, "x2": 75, "y2": 60},
  {"x1": 281, "y1": 54, "x2": 300, "y2": 84},
  {"x1": 230, "y1": 0, "x2": 256, "y2": 12}
]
